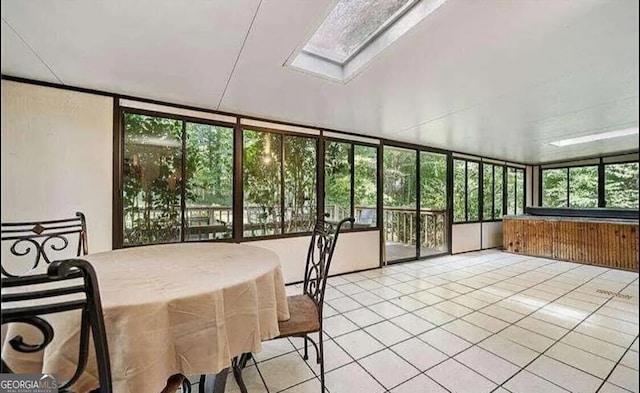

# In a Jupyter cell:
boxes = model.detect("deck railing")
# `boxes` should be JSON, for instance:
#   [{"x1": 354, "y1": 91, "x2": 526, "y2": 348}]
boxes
[
  {"x1": 124, "y1": 205, "x2": 446, "y2": 250},
  {"x1": 383, "y1": 207, "x2": 447, "y2": 252}
]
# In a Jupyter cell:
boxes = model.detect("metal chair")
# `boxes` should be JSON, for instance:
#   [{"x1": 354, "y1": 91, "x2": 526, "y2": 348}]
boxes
[
  {"x1": 1, "y1": 258, "x2": 112, "y2": 392},
  {"x1": 1, "y1": 212, "x2": 88, "y2": 277},
  {"x1": 268, "y1": 214, "x2": 354, "y2": 392}
]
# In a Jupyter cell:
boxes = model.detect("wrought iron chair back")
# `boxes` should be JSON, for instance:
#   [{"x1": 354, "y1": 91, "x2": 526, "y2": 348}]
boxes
[
  {"x1": 302, "y1": 214, "x2": 354, "y2": 318},
  {"x1": 1, "y1": 258, "x2": 112, "y2": 393},
  {"x1": 1, "y1": 212, "x2": 88, "y2": 277}
]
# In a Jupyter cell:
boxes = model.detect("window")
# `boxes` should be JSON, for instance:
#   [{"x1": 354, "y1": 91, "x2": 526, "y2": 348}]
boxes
[
  {"x1": 605, "y1": 162, "x2": 639, "y2": 209},
  {"x1": 243, "y1": 129, "x2": 317, "y2": 237},
  {"x1": 326, "y1": 141, "x2": 379, "y2": 229},
  {"x1": 419, "y1": 152, "x2": 448, "y2": 254},
  {"x1": 122, "y1": 112, "x2": 234, "y2": 246},
  {"x1": 354, "y1": 145, "x2": 378, "y2": 227},
  {"x1": 324, "y1": 141, "x2": 352, "y2": 224},
  {"x1": 453, "y1": 159, "x2": 480, "y2": 222},
  {"x1": 541, "y1": 166, "x2": 598, "y2": 208},
  {"x1": 453, "y1": 160, "x2": 466, "y2": 222},
  {"x1": 284, "y1": 135, "x2": 318, "y2": 233},
  {"x1": 506, "y1": 167, "x2": 525, "y2": 215},
  {"x1": 482, "y1": 163, "x2": 505, "y2": 220},
  {"x1": 542, "y1": 168, "x2": 568, "y2": 207},
  {"x1": 568, "y1": 166, "x2": 598, "y2": 208},
  {"x1": 186, "y1": 122, "x2": 234, "y2": 240},
  {"x1": 383, "y1": 146, "x2": 417, "y2": 260}
]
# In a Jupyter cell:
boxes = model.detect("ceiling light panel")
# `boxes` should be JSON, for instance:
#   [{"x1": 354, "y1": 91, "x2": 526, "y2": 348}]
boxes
[{"x1": 549, "y1": 127, "x2": 639, "y2": 147}]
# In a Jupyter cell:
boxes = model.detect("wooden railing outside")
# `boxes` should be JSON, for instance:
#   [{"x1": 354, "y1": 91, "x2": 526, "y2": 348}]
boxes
[
  {"x1": 384, "y1": 207, "x2": 447, "y2": 252},
  {"x1": 124, "y1": 205, "x2": 447, "y2": 252}
]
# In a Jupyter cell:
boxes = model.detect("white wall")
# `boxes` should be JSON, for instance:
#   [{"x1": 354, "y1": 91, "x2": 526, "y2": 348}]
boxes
[
  {"x1": 452, "y1": 223, "x2": 482, "y2": 254},
  {"x1": 1, "y1": 81, "x2": 113, "y2": 262},
  {"x1": 251, "y1": 231, "x2": 381, "y2": 284},
  {"x1": 481, "y1": 221, "x2": 503, "y2": 249},
  {"x1": 526, "y1": 165, "x2": 533, "y2": 207}
]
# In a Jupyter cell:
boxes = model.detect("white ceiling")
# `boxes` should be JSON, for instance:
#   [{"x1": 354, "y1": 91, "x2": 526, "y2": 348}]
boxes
[{"x1": 2, "y1": 0, "x2": 638, "y2": 163}]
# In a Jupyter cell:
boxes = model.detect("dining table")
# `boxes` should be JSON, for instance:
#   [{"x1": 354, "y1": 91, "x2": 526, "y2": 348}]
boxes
[{"x1": 1, "y1": 242, "x2": 291, "y2": 393}]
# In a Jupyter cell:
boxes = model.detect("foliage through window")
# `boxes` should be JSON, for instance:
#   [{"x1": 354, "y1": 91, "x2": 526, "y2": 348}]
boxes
[
  {"x1": 325, "y1": 141, "x2": 352, "y2": 225},
  {"x1": 541, "y1": 168, "x2": 568, "y2": 207},
  {"x1": 186, "y1": 122, "x2": 234, "y2": 240},
  {"x1": 453, "y1": 159, "x2": 480, "y2": 222},
  {"x1": 568, "y1": 166, "x2": 598, "y2": 208},
  {"x1": 482, "y1": 163, "x2": 505, "y2": 220},
  {"x1": 506, "y1": 167, "x2": 525, "y2": 215},
  {"x1": 325, "y1": 141, "x2": 379, "y2": 229},
  {"x1": 122, "y1": 112, "x2": 235, "y2": 246},
  {"x1": 541, "y1": 166, "x2": 598, "y2": 208},
  {"x1": 419, "y1": 152, "x2": 448, "y2": 254},
  {"x1": 243, "y1": 129, "x2": 317, "y2": 237},
  {"x1": 354, "y1": 145, "x2": 378, "y2": 227},
  {"x1": 605, "y1": 162, "x2": 639, "y2": 209}
]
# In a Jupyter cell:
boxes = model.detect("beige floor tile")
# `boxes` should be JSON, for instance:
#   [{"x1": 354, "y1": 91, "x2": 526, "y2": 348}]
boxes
[
  {"x1": 608, "y1": 365, "x2": 639, "y2": 393},
  {"x1": 419, "y1": 328, "x2": 472, "y2": 356},
  {"x1": 391, "y1": 337, "x2": 448, "y2": 371},
  {"x1": 504, "y1": 370, "x2": 570, "y2": 393},
  {"x1": 427, "y1": 359, "x2": 496, "y2": 393},
  {"x1": 325, "y1": 363, "x2": 385, "y2": 393},
  {"x1": 359, "y1": 349, "x2": 420, "y2": 389},
  {"x1": 526, "y1": 355, "x2": 602, "y2": 393},
  {"x1": 546, "y1": 342, "x2": 616, "y2": 379},
  {"x1": 389, "y1": 375, "x2": 448, "y2": 393},
  {"x1": 455, "y1": 346, "x2": 520, "y2": 384}
]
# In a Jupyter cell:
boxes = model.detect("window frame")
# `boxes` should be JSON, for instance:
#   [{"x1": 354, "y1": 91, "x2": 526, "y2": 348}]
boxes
[
  {"x1": 453, "y1": 158, "x2": 482, "y2": 224},
  {"x1": 116, "y1": 107, "x2": 238, "y2": 248},
  {"x1": 240, "y1": 124, "x2": 321, "y2": 241},
  {"x1": 481, "y1": 163, "x2": 507, "y2": 222},
  {"x1": 603, "y1": 160, "x2": 639, "y2": 209},
  {"x1": 505, "y1": 166, "x2": 526, "y2": 215},
  {"x1": 382, "y1": 141, "x2": 451, "y2": 262},
  {"x1": 324, "y1": 136, "x2": 381, "y2": 232},
  {"x1": 540, "y1": 164, "x2": 599, "y2": 208},
  {"x1": 111, "y1": 102, "x2": 533, "y2": 252}
]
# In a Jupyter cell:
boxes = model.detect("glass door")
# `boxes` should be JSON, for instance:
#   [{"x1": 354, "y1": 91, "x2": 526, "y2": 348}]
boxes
[
  {"x1": 383, "y1": 147, "x2": 417, "y2": 262},
  {"x1": 419, "y1": 152, "x2": 448, "y2": 256}
]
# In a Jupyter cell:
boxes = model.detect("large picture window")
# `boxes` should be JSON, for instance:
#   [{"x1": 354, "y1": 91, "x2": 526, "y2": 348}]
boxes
[
  {"x1": 122, "y1": 112, "x2": 234, "y2": 247},
  {"x1": 541, "y1": 166, "x2": 598, "y2": 208},
  {"x1": 243, "y1": 129, "x2": 317, "y2": 237}
]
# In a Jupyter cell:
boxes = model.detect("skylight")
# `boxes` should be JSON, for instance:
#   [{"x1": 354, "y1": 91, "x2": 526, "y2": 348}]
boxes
[
  {"x1": 303, "y1": 0, "x2": 417, "y2": 64},
  {"x1": 287, "y1": 0, "x2": 448, "y2": 83}
]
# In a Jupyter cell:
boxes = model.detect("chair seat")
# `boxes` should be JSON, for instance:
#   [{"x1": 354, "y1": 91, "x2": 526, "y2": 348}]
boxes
[{"x1": 277, "y1": 294, "x2": 320, "y2": 337}]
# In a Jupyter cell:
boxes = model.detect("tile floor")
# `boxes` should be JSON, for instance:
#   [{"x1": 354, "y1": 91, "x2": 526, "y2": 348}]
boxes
[{"x1": 190, "y1": 250, "x2": 639, "y2": 393}]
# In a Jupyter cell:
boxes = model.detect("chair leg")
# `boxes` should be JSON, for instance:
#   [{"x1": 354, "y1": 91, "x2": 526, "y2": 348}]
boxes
[
  {"x1": 303, "y1": 335, "x2": 309, "y2": 360},
  {"x1": 318, "y1": 330, "x2": 325, "y2": 392}
]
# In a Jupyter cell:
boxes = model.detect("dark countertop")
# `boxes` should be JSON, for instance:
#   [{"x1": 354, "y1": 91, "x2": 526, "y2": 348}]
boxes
[{"x1": 504, "y1": 215, "x2": 639, "y2": 225}]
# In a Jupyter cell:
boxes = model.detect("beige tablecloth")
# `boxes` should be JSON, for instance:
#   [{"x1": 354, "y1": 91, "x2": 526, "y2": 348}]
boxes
[{"x1": 2, "y1": 243, "x2": 290, "y2": 393}]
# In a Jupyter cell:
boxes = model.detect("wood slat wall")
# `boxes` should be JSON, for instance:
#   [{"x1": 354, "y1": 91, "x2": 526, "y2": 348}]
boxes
[{"x1": 503, "y1": 217, "x2": 639, "y2": 271}]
